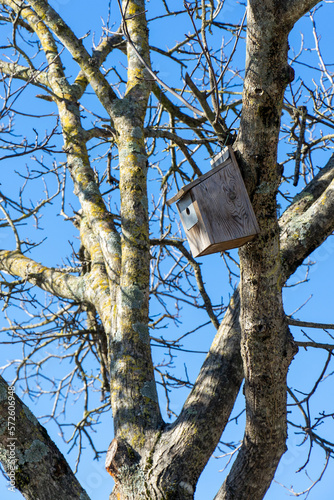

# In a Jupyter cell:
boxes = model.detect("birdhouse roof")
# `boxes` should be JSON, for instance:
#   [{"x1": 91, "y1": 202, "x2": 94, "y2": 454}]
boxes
[{"x1": 167, "y1": 146, "x2": 236, "y2": 205}]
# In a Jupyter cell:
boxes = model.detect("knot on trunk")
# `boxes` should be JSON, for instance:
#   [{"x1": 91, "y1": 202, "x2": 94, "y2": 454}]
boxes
[
  {"x1": 105, "y1": 438, "x2": 140, "y2": 479},
  {"x1": 281, "y1": 64, "x2": 295, "y2": 85}
]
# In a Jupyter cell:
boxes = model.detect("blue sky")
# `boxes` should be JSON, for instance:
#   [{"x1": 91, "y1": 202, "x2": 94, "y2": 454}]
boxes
[{"x1": 1, "y1": 1, "x2": 334, "y2": 499}]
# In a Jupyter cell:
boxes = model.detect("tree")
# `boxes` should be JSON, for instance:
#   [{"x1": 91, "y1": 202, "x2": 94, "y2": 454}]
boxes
[{"x1": 0, "y1": 0, "x2": 333, "y2": 499}]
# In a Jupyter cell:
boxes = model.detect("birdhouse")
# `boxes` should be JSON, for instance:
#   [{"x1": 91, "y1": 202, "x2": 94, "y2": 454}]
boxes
[{"x1": 167, "y1": 146, "x2": 259, "y2": 257}]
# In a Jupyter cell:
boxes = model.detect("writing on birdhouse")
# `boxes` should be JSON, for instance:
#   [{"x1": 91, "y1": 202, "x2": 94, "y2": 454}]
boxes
[{"x1": 167, "y1": 146, "x2": 259, "y2": 257}]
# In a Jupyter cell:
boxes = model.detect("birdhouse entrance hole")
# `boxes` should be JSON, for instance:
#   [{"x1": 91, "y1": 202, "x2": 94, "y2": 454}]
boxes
[{"x1": 167, "y1": 147, "x2": 259, "y2": 258}]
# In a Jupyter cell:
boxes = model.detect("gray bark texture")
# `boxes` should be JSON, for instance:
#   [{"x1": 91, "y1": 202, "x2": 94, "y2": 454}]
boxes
[
  {"x1": 0, "y1": 376, "x2": 90, "y2": 500},
  {"x1": 0, "y1": 0, "x2": 333, "y2": 499}
]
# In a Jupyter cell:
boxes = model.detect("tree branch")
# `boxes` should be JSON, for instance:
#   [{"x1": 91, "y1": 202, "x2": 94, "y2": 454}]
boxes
[
  {"x1": 279, "y1": 153, "x2": 334, "y2": 230},
  {"x1": 0, "y1": 250, "x2": 84, "y2": 302},
  {"x1": 281, "y1": 0, "x2": 322, "y2": 27},
  {"x1": 0, "y1": 375, "x2": 91, "y2": 500},
  {"x1": 151, "y1": 82, "x2": 207, "y2": 130},
  {"x1": 149, "y1": 288, "x2": 243, "y2": 494},
  {"x1": 2, "y1": 0, "x2": 73, "y2": 99},
  {"x1": 288, "y1": 318, "x2": 334, "y2": 330},
  {"x1": 280, "y1": 174, "x2": 334, "y2": 281},
  {"x1": 0, "y1": 60, "x2": 50, "y2": 90},
  {"x1": 296, "y1": 341, "x2": 334, "y2": 350},
  {"x1": 26, "y1": 0, "x2": 119, "y2": 112},
  {"x1": 150, "y1": 237, "x2": 220, "y2": 329},
  {"x1": 72, "y1": 33, "x2": 125, "y2": 100}
]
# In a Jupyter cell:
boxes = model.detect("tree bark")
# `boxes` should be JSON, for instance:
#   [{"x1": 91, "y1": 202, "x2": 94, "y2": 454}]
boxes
[
  {"x1": 103, "y1": 147, "x2": 334, "y2": 497},
  {"x1": 1, "y1": 1, "x2": 333, "y2": 499},
  {"x1": 0, "y1": 376, "x2": 90, "y2": 500},
  {"x1": 215, "y1": 2, "x2": 301, "y2": 498}
]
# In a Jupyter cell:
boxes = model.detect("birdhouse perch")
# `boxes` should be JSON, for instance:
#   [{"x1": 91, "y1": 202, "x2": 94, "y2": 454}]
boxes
[{"x1": 167, "y1": 146, "x2": 259, "y2": 257}]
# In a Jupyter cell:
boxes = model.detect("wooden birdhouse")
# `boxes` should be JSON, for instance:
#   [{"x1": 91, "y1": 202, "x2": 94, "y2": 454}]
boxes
[{"x1": 167, "y1": 146, "x2": 259, "y2": 257}]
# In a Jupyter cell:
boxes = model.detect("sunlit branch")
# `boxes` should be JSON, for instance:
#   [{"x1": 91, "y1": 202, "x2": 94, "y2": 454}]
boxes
[
  {"x1": 0, "y1": 201, "x2": 21, "y2": 251},
  {"x1": 288, "y1": 318, "x2": 334, "y2": 330},
  {"x1": 0, "y1": 250, "x2": 85, "y2": 302},
  {"x1": 27, "y1": 0, "x2": 119, "y2": 111}
]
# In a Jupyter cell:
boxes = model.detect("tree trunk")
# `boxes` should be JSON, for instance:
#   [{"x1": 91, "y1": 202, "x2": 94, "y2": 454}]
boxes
[{"x1": 215, "y1": 2, "x2": 299, "y2": 499}]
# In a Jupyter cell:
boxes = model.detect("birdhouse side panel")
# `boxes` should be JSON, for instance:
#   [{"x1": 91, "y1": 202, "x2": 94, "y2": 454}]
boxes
[{"x1": 191, "y1": 162, "x2": 259, "y2": 246}]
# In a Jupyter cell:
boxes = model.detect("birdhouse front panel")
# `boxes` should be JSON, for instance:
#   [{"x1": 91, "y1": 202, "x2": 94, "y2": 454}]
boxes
[
  {"x1": 168, "y1": 147, "x2": 259, "y2": 257},
  {"x1": 177, "y1": 193, "x2": 211, "y2": 256}
]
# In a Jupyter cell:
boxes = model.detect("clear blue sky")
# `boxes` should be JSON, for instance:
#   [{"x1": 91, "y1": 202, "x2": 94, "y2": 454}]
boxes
[{"x1": 1, "y1": 1, "x2": 334, "y2": 499}]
